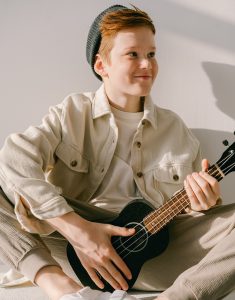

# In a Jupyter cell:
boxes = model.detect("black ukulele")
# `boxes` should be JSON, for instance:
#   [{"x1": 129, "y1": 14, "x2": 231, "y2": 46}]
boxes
[{"x1": 67, "y1": 139, "x2": 235, "y2": 292}]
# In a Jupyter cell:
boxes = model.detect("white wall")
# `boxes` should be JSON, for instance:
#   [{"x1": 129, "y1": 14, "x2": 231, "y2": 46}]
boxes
[{"x1": 0, "y1": 0, "x2": 234, "y2": 203}]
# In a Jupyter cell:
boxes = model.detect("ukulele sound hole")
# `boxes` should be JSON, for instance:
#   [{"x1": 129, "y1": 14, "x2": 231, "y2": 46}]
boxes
[{"x1": 119, "y1": 222, "x2": 148, "y2": 253}]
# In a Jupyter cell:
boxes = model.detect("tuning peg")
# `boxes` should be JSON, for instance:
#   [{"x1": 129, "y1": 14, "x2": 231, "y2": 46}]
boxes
[{"x1": 222, "y1": 140, "x2": 229, "y2": 146}]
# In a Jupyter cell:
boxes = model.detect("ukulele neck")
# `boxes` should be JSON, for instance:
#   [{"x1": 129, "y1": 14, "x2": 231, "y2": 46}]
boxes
[{"x1": 143, "y1": 164, "x2": 224, "y2": 234}]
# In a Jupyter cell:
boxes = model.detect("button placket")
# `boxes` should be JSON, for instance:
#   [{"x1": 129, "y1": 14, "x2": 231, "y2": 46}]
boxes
[{"x1": 131, "y1": 132, "x2": 144, "y2": 190}]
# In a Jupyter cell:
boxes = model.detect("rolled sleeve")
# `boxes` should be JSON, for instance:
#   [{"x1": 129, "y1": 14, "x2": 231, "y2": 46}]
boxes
[{"x1": 0, "y1": 102, "x2": 74, "y2": 233}]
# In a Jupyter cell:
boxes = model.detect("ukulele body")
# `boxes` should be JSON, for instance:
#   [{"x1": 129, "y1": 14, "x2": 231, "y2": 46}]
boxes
[
  {"x1": 67, "y1": 199, "x2": 169, "y2": 292},
  {"x1": 67, "y1": 140, "x2": 235, "y2": 291}
]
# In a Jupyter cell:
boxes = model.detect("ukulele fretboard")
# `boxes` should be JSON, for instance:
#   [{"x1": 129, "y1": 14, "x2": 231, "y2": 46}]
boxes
[{"x1": 143, "y1": 163, "x2": 224, "y2": 234}]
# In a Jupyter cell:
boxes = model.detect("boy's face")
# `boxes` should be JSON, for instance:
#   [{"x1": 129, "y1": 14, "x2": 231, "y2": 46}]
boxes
[{"x1": 99, "y1": 26, "x2": 158, "y2": 99}]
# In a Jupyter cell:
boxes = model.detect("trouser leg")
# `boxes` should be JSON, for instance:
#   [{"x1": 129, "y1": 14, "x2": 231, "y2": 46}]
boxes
[
  {"x1": 0, "y1": 189, "x2": 59, "y2": 282},
  {"x1": 162, "y1": 228, "x2": 235, "y2": 300},
  {"x1": 0, "y1": 190, "x2": 117, "y2": 284},
  {"x1": 134, "y1": 204, "x2": 235, "y2": 300}
]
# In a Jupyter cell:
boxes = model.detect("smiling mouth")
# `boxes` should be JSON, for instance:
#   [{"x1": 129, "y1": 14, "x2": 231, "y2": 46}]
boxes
[{"x1": 135, "y1": 75, "x2": 152, "y2": 80}]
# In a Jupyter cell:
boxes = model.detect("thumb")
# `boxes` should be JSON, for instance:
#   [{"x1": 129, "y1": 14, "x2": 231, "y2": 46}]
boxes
[
  {"x1": 108, "y1": 224, "x2": 135, "y2": 237},
  {"x1": 201, "y1": 158, "x2": 210, "y2": 172}
]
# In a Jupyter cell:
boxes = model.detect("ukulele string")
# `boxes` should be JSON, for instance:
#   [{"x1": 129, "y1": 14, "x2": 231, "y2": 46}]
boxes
[
  {"x1": 218, "y1": 150, "x2": 235, "y2": 175},
  {"x1": 120, "y1": 192, "x2": 190, "y2": 259},
  {"x1": 112, "y1": 151, "x2": 234, "y2": 254},
  {"x1": 113, "y1": 192, "x2": 186, "y2": 253},
  {"x1": 114, "y1": 166, "x2": 220, "y2": 254},
  {"x1": 119, "y1": 152, "x2": 235, "y2": 257},
  {"x1": 113, "y1": 165, "x2": 218, "y2": 252},
  {"x1": 115, "y1": 189, "x2": 190, "y2": 255},
  {"x1": 117, "y1": 182, "x2": 220, "y2": 256},
  {"x1": 119, "y1": 181, "x2": 221, "y2": 259},
  {"x1": 224, "y1": 162, "x2": 235, "y2": 175},
  {"x1": 216, "y1": 150, "x2": 234, "y2": 174},
  {"x1": 113, "y1": 159, "x2": 230, "y2": 253},
  {"x1": 121, "y1": 186, "x2": 206, "y2": 260},
  {"x1": 119, "y1": 164, "x2": 225, "y2": 259}
]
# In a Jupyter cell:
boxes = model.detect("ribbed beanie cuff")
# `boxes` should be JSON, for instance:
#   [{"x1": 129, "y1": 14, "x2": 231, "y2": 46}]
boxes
[{"x1": 86, "y1": 4, "x2": 128, "y2": 80}]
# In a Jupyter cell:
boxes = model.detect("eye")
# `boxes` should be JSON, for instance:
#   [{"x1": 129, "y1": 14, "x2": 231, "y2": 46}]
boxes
[
  {"x1": 147, "y1": 52, "x2": 156, "y2": 58},
  {"x1": 128, "y1": 52, "x2": 138, "y2": 58}
]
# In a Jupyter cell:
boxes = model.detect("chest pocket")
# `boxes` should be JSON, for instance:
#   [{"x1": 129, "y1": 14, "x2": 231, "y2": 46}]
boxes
[
  {"x1": 55, "y1": 142, "x2": 89, "y2": 173},
  {"x1": 153, "y1": 164, "x2": 193, "y2": 200}
]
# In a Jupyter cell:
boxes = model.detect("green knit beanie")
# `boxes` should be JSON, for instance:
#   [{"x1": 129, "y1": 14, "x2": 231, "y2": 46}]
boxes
[{"x1": 86, "y1": 4, "x2": 128, "y2": 80}]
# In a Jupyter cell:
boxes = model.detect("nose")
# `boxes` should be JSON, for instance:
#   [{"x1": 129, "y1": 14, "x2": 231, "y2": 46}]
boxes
[{"x1": 139, "y1": 57, "x2": 151, "y2": 69}]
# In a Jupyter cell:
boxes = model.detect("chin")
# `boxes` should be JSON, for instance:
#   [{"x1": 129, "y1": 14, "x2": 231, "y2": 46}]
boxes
[{"x1": 135, "y1": 87, "x2": 152, "y2": 97}]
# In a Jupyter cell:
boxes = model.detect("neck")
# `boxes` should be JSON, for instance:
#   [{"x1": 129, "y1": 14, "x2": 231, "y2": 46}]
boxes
[
  {"x1": 105, "y1": 87, "x2": 144, "y2": 112},
  {"x1": 109, "y1": 97, "x2": 144, "y2": 112}
]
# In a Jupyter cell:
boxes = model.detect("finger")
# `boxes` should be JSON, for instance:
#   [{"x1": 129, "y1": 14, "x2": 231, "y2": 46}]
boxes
[
  {"x1": 188, "y1": 173, "x2": 215, "y2": 210},
  {"x1": 106, "y1": 258, "x2": 129, "y2": 290},
  {"x1": 201, "y1": 158, "x2": 210, "y2": 172},
  {"x1": 100, "y1": 225, "x2": 133, "y2": 282},
  {"x1": 108, "y1": 225, "x2": 135, "y2": 237},
  {"x1": 192, "y1": 173, "x2": 216, "y2": 207},
  {"x1": 184, "y1": 178, "x2": 201, "y2": 211},
  {"x1": 101, "y1": 259, "x2": 129, "y2": 290},
  {"x1": 185, "y1": 175, "x2": 212, "y2": 211},
  {"x1": 110, "y1": 248, "x2": 132, "y2": 281},
  {"x1": 85, "y1": 265, "x2": 105, "y2": 289},
  {"x1": 186, "y1": 174, "x2": 209, "y2": 209},
  {"x1": 96, "y1": 266, "x2": 122, "y2": 290},
  {"x1": 199, "y1": 171, "x2": 220, "y2": 199}
]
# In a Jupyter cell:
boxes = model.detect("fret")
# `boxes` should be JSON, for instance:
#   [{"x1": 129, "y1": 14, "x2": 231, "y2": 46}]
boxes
[
  {"x1": 144, "y1": 190, "x2": 190, "y2": 234},
  {"x1": 143, "y1": 162, "x2": 227, "y2": 234},
  {"x1": 144, "y1": 140, "x2": 235, "y2": 234},
  {"x1": 208, "y1": 164, "x2": 224, "y2": 181}
]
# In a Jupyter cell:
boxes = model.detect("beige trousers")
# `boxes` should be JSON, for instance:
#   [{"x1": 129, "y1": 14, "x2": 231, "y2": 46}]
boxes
[{"x1": 0, "y1": 189, "x2": 234, "y2": 300}]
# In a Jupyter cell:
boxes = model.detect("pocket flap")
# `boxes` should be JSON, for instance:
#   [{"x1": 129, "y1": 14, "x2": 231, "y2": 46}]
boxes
[
  {"x1": 154, "y1": 164, "x2": 192, "y2": 184},
  {"x1": 55, "y1": 142, "x2": 89, "y2": 173}
]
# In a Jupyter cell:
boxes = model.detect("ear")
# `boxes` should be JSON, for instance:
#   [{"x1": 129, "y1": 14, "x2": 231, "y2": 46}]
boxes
[{"x1": 94, "y1": 54, "x2": 108, "y2": 78}]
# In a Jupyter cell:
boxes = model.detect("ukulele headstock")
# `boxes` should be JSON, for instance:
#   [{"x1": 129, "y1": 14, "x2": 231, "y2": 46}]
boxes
[{"x1": 216, "y1": 134, "x2": 235, "y2": 177}]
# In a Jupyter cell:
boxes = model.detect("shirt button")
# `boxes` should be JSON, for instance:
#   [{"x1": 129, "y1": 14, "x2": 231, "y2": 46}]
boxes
[
  {"x1": 101, "y1": 168, "x2": 105, "y2": 173},
  {"x1": 137, "y1": 172, "x2": 143, "y2": 178},
  {"x1": 173, "y1": 174, "x2": 179, "y2": 181},
  {"x1": 136, "y1": 141, "x2": 141, "y2": 148},
  {"x1": 70, "y1": 160, "x2": 77, "y2": 167}
]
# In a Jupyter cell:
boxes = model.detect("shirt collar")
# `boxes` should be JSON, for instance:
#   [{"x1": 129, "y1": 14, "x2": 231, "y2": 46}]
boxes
[
  {"x1": 92, "y1": 85, "x2": 112, "y2": 119},
  {"x1": 143, "y1": 95, "x2": 158, "y2": 129},
  {"x1": 91, "y1": 84, "x2": 158, "y2": 129}
]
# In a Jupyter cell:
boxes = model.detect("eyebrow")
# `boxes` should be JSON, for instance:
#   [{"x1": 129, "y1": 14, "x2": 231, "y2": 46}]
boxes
[{"x1": 123, "y1": 46, "x2": 156, "y2": 51}]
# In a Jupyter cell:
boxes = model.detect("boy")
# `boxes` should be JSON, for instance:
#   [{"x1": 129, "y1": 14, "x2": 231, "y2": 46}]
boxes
[{"x1": 0, "y1": 4, "x2": 234, "y2": 300}]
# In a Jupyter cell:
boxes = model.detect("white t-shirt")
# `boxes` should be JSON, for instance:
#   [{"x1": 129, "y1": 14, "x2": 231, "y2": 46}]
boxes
[{"x1": 89, "y1": 106, "x2": 144, "y2": 212}]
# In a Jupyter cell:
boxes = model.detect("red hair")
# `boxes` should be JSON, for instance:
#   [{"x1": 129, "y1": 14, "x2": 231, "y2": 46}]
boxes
[{"x1": 99, "y1": 6, "x2": 155, "y2": 62}]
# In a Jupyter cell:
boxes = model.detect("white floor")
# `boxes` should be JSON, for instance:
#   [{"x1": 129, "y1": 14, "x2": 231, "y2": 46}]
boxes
[
  {"x1": 0, "y1": 263, "x2": 235, "y2": 300},
  {"x1": 0, "y1": 263, "x2": 160, "y2": 300}
]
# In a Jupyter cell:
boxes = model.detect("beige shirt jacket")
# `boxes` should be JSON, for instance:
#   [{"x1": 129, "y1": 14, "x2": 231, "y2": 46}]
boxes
[{"x1": 0, "y1": 85, "x2": 201, "y2": 235}]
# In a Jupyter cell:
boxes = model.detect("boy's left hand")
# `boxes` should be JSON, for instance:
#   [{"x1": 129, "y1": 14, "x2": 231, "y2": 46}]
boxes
[{"x1": 184, "y1": 159, "x2": 221, "y2": 211}]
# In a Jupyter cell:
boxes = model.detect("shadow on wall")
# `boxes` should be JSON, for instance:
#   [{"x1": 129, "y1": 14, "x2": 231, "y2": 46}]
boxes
[
  {"x1": 191, "y1": 62, "x2": 235, "y2": 204},
  {"x1": 202, "y1": 62, "x2": 235, "y2": 120}
]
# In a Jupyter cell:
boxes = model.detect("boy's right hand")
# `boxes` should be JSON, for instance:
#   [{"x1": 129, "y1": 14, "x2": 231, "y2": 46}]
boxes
[{"x1": 47, "y1": 212, "x2": 135, "y2": 290}]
